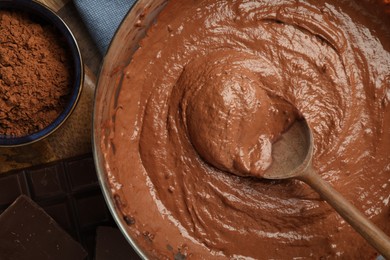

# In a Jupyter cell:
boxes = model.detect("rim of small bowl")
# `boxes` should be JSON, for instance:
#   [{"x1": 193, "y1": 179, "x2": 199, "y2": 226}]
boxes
[{"x1": 0, "y1": 0, "x2": 84, "y2": 147}]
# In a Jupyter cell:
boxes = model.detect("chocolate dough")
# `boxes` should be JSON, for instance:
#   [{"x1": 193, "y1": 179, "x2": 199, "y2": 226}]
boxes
[{"x1": 102, "y1": 0, "x2": 390, "y2": 258}]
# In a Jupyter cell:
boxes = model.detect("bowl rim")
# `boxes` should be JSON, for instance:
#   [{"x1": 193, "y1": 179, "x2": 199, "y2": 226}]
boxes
[
  {"x1": 92, "y1": 0, "x2": 168, "y2": 258},
  {"x1": 0, "y1": 0, "x2": 84, "y2": 147}
]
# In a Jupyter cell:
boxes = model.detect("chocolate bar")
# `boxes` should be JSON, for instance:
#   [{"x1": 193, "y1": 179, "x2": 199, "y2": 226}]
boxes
[{"x1": 0, "y1": 195, "x2": 87, "y2": 259}]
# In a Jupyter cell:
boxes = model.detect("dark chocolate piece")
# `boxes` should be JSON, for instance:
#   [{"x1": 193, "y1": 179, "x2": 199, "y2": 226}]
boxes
[
  {"x1": 75, "y1": 191, "x2": 111, "y2": 227},
  {"x1": 0, "y1": 195, "x2": 87, "y2": 260},
  {"x1": 95, "y1": 226, "x2": 140, "y2": 260},
  {"x1": 0, "y1": 154, "x2": 116, "y2": 259},
  {"x1": 26, "y1": 164, "x2": 67, "y2": 200},
  {"x1": 0, "y1": 172, "x2": 29, "y2": 209},
  {"x1": 65, "y1": 157, "x2": 99, "y2": 191},
  {"x1": 42, "y1": 198, "x2": 76, "y2": 236}
]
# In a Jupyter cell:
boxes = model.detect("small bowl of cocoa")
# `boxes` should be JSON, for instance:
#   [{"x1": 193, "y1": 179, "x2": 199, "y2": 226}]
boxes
[{"x1": 0, "y1": 0, "x2": 83, "y2": 147}]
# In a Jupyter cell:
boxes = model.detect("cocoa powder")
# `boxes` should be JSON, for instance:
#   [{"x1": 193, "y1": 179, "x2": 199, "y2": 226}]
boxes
[{"x1": 0, "y1": 10, "x2": 71, "y2": 137}]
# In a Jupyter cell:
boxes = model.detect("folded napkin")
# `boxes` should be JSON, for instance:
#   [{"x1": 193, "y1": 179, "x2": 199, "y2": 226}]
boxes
[{"x1": 73, "y1": 0, "x2": 137, "y2": 54}]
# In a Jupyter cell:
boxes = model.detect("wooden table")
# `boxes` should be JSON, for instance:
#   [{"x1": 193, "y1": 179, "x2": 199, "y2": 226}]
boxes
[{"x1": 0, "y1": 0, "x2": 102, "y2": 173}]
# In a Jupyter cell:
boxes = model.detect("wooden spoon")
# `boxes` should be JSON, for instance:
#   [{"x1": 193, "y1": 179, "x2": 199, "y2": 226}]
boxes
[{"x1": 262, "y1": 119, "x2": 390, "y2": 259}]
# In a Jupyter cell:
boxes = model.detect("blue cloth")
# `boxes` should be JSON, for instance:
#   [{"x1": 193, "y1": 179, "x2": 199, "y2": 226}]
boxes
[{"x1": 73, "y1": 0, "x2": 137, "y2": 54}]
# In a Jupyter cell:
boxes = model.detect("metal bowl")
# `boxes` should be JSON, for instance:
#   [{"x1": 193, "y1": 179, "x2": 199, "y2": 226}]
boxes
[
  {"x1": 93, "y1": 0, "x2": 389, "y2": 259},
  {"x1": 0, "y1": 0, "x2": 83, "y2": 147}
]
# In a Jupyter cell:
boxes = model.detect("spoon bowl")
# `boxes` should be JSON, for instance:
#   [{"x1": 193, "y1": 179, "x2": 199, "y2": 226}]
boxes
[
  {"x1": 263, "y1": 119, "x2": 390, "y2": 258},
  {"x1": 263, "y1": 120, "x2": 313, "y2": 180}
]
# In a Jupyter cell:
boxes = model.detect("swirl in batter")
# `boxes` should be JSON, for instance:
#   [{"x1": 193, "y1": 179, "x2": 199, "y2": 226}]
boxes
[{"x1": 103, "y1": 0, "x2": 390, "y2": 258}]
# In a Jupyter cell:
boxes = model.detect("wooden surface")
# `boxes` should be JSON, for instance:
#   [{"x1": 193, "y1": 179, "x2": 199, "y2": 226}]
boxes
[{"x1": 0, "y1": 0, "x2": 102, "y2": 173}]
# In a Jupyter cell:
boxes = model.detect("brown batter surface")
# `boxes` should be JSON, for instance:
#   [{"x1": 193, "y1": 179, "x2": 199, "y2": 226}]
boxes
[{"x1": 102, "y1": 0, "x2": 390, "y2": 258}]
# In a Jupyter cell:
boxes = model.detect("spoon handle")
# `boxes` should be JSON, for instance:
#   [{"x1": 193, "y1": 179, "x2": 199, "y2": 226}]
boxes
[{"x1": 299, "y1": 167, "x2": 390, "y2": 259}]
